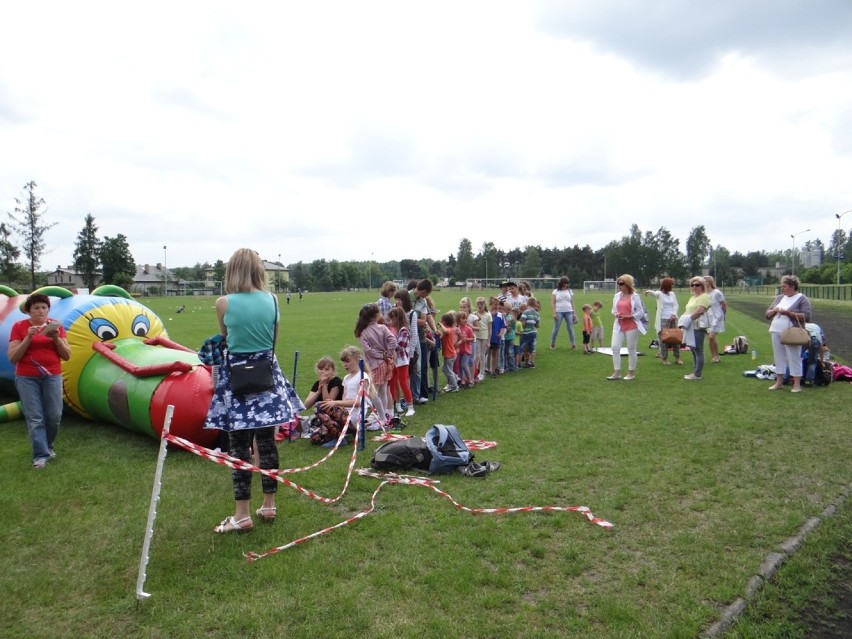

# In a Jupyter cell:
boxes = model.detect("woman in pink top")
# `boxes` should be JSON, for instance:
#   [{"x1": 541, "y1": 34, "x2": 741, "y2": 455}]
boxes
[{"x1": 607, "y1": 274, "x2": 647, "y2": 381}]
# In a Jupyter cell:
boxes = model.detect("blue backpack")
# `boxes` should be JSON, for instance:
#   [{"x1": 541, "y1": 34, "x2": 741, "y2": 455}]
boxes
[{"x1": 425, "y1": 424, "x2": 472, "y2": 474}]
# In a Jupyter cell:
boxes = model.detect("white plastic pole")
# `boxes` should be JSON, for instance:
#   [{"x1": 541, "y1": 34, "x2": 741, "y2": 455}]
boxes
[{"x1": 135, "y1": 404, "x2": 174, "y2": 601}]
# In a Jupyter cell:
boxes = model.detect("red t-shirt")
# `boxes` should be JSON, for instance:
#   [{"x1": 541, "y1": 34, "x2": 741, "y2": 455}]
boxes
[{"x1": 10, "y1": 318, "x2": 66, "y2": 376}]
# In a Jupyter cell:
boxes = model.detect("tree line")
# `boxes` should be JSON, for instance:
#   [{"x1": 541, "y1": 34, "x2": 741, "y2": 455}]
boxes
[{"x1": 5, "y1": 181, "x2": 852, "y2": 293}]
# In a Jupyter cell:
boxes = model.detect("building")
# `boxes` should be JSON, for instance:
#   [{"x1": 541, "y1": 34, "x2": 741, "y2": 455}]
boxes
[
  {"x1": 263, "y1": 260, "x2": 290, "y2": 292},
  {"x1": 46, "y1": 266, "x2": 100, "y2": 291},
  {"x1": 130, "y1": 263, "x2": 180, "y2": 296}
]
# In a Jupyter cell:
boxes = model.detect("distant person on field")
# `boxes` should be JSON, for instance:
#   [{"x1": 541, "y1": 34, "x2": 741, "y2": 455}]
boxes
[{"x1": 581, "y1": 304, "x2": 594, "y2": 354}]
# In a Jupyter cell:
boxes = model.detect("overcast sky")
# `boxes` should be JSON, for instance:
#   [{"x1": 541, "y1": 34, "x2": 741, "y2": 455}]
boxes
[{"x1": 3, "y1": 1, "x2": 852, "y2": 271}]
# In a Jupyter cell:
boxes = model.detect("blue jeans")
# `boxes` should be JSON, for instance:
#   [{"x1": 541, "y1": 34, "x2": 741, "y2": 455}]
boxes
[
  {"x1": 691, "y1": 329, "x2": 707, "y2": 377},
  {"x1": 16, "y1": 375, "x2": 64, "y2": 463},
  {"x1": 551, "y1": 311, "x2": 576, "y2": 347},
  {"x1": 502, "y1": 341, "x2": 516, "y2": 371}
]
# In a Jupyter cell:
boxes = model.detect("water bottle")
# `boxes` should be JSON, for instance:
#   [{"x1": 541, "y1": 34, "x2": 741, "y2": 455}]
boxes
[{"x1": 751, "y1": 349, "x2": 757, "y2": 361}]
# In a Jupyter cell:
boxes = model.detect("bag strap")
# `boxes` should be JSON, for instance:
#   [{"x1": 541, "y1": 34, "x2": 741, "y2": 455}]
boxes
[{"x1": 271, "y1": 293, "x2": 279, "y2": 352}]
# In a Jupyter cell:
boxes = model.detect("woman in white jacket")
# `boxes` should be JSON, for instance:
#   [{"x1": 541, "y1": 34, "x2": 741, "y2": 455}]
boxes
[
  {"x1": 644, "y1": 277, "x2": 682, "y2": 366},
  {"x1": 607, "y1": 274, "x2": 647, "y2": 381}
]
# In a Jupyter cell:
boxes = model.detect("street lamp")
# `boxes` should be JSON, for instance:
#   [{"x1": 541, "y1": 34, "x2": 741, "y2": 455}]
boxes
[
  {"x1": 790, "y1": 229, "x2": 810, "y2": 278},
  {"x1": 277, "y1": 253, "x2": 281, "y2": 293},
  {"x1": 368, "y1": 253, "x2": 373, "y2": 290},
  {"x1": 163, "y1": 245, "x2": 167, "y2": 296},
  {"x1": 835, "y1": 210, "x2": 852, "y2": 285}
]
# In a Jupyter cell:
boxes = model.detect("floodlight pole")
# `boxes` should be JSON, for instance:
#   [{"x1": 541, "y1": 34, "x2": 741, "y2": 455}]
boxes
[
  {"x1": 836, "y1": 210, "x2": 852, "y2": 285},
  {"x1": 790, "y1": 229, "x2": 810, "y2": 278}
]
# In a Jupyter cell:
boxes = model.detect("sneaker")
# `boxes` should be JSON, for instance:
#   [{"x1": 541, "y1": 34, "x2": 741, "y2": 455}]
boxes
[
  {"x1": 459, "y1": 462, "x2": 488, "y2": 478},
  {"x1": 405, "y1": 406, "x2": 415, "y2": 417},
  {"x1": 606, "y1": 374, "x2": 622, "y2": 380},
  {"x1": 445, "y1": 386, "x2": 459, "y2": 393},
  {"x1": 442, "y1": 385, "x2": 452, "y2": 392},
  {"x1": 32, "y1": 458, "x2": 48, "y2": 469},
  {"x1": 415, "y1": 397, "x2": 428, "y2": 405},
  {"x1": 394, "y1": 401, "x2": 403, "y2": 414},
  {"x1": 48, "y1": 449, "x2": 57, "y2": 459},
  {"x1": 683, "y1": 374, "x2": 701, "y2": 381},
  {"x1": 623, "y1": 374, "x2": 635, "y2": 381}
]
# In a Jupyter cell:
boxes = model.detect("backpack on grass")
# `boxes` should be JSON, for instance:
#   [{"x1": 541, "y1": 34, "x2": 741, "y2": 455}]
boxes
[{"x1": 370, "y1": 436, "x2": 432, "y2": 472}]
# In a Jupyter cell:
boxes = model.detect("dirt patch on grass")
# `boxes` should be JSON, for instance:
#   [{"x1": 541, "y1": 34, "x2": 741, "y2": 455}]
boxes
[
  {"x1": 733, "y1": 300, "x2": 851, "y2": 363},
  {"x1": 732, "y1": 298, "x2": 851, "y2": 638}
]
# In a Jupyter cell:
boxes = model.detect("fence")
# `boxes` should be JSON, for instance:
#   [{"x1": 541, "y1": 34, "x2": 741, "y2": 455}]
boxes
[{"x1": 718, "y1": 284, "x2": 852, "y2": 302}]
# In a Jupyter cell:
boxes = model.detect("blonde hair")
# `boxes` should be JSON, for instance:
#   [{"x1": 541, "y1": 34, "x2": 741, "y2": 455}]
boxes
[
  {"x1": 617, "y1": 274, "x2": 635, "y2": 294},
  {"x1": 224, "y1": 248, "x2": 266, "y2": 293},
  {"x1": 703, "y1": 275, "x2": 716, "y2": 289},
  {"x1": 459, "y1": 296, "x2": 472, "y2": 311},
  {"x1": 339, "y1": 345, "x2": 362, "y2": 363}
]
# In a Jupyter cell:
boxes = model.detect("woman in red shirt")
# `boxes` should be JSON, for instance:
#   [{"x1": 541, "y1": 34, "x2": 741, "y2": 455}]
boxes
[{"x1": 8, "y1": 294, "x2": 71, "y2": 468}]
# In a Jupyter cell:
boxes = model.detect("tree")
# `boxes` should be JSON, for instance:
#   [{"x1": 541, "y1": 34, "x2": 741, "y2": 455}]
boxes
[
  {"x1": 455, "y1": 238, "x2": 475, "y2": 282},
  {"x1": 685, "y1": 225, "x2": 712, "y2": 276},
  {"x1": 72, "y1": 213, "x2": 102, "y2": 289},
  {"x1": 520, "y1": 245, "x2": 543, "y2": 279},
  {"x1": 400, "y1": 259, "x2": 425, "y2": 280},
  {"x1": 0, "y1": 222, "x2": 22, "y2": 285},
  {"x1": 8, "y1": 181, "x2": 56, "y2": 290},
  {"x1": 100, "y1": 234, "x2": 136, "y2": 286}
]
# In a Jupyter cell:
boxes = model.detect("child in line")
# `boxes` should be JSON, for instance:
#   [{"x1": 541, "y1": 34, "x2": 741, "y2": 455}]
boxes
[
  {"x1": 456, "y1": 311, "x2": 476, "y2": 388},
  {"x1": 386, "y1": 307, "x2": 416, "y2": 416},
  {"x1": 437, "y1": 312, "x2": 459, "y2": 392},
  {"x1": 355, "y1": 303, "x2": 397, "y2": 425},
  {"x1": 590, "y1": 300, "x2": 605, "y2": 352},
  {"x1": 488, "y1": 296, "x2": 506, "y2": 377},
  {"x1": 473, "y1": 297, "x2": 491, "y2": 382},
  {"x1": 519, "y1": 297, "x2": 541, "y2": 368},
  {"x1": 502, "y1": 303, "x2": 518, "y2": 373},
  {"x1": 581, "y1": 304, "x2": 594, "y2": 354}
]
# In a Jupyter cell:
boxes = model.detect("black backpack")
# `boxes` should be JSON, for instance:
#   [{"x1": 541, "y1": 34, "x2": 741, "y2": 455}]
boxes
[
  {"x1": 734, "y1": 336, "x2": 748, "y2": 354},
  {"x1": 370, "y1": 436, "x2": 432, "y2": 472}
]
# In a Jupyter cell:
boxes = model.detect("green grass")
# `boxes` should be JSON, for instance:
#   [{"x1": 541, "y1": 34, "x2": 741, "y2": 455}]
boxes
[{"x1": 0, "y1": 289, "x2": 849, "y2": 638}]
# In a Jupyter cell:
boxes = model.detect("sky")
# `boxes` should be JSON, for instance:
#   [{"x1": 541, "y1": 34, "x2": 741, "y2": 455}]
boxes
[{"x1": 2, "y1": 0, "x2": 852, "y2": 272}]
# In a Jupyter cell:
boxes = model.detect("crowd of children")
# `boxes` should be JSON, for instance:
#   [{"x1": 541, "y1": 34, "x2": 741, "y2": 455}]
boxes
[{"x1": 296, "y1": 279, "x2": 604, "y2": 440}]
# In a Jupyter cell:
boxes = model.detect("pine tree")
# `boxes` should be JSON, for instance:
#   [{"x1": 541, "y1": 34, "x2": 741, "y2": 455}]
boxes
[
  {"x1": 8, "y1": 181, "x2": 56, "y2": 290},
  {"x1": 72, "y1": 213, "x2": 102, "y2": 290},
  {"x1": 0, "y1": 222, "x2": 22, "y2": 286}
]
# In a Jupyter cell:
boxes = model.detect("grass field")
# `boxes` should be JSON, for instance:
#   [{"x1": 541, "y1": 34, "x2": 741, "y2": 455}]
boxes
[{"x1": 0, "y1": 288, "x2": 848, "y2": 638}]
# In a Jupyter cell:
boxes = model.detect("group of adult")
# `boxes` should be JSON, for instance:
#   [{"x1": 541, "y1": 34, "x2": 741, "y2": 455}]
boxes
[{"x1": 605, "y1": 272, "x2": 812, "y2": 390}]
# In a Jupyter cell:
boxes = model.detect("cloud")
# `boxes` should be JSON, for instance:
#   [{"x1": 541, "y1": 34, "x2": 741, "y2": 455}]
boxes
[{"x1": 536, "y1": 0, "x2": 852, "y2": 79}]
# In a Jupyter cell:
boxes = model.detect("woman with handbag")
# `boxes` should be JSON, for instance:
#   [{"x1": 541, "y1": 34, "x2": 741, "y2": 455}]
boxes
[
  {"x1": 679, "y1": 277, "x2": 713, "y2": 380},
  {"x1": 205, "y1": 248, "x2": 305, "y2": 534},
  {"x1": 644, "y1": 277, "x2": 682, "y2": 366},
  {"x1": 765, "y1": 275, "x2": 812, "y2": 393}
]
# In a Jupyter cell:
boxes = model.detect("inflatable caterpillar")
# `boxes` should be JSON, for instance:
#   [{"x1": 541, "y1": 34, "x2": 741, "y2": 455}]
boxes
[{"x1": 0, "y1": 285, "x2": 217, "y2": 447}]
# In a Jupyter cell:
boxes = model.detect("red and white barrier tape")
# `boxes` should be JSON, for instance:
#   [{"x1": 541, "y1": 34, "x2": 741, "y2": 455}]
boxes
[
  {"x1": 165, "y1": 385, "x2": 613, "y2": 562},
  {"x1": 370, "y1": 432, "x2": 498, "y2": 451},
  {"x1": 244, "y1": 469, "x2": 613, "y2": 561}
]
